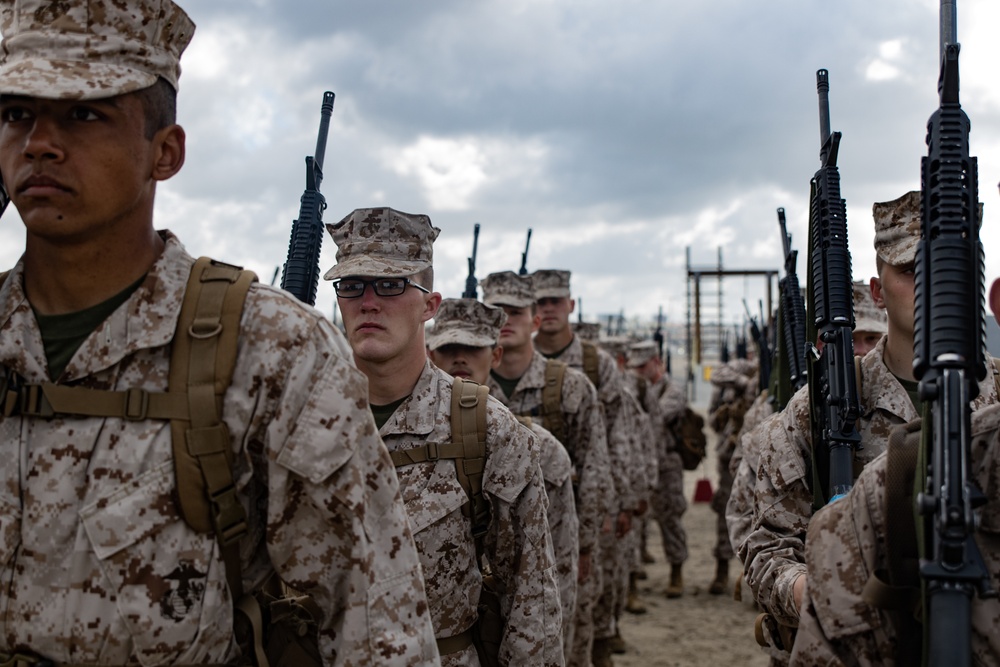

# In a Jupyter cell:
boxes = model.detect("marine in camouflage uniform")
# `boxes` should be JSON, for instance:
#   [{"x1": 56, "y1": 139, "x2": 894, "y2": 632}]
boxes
[
  {"x1": 707, "y1": 356, "x2": 758, "y2": 595},
  {"x1": 626, "y1": 341, "x2": 689, "y2": 599},
  {"x1": 327, "y1": 209, "x2": 562, "y2": 667},
  {"x1": 740, "y1": 191, "x2": 999, "y2": 655},
  {"x1": 426, "y1": 297, "x2": 580, "y2": 658},
  {"x1": 532, "y1": 269, "x2": 638, "y2": 667},
  {"x1": 0, "y1": 3, "x2": 438, "y2": 665},
  {"x1": 480, "y1": 271, "x2": 612, "y2": 667}
]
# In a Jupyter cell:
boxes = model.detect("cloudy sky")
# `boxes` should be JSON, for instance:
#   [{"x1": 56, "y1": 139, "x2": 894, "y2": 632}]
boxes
[{"x1": 2, "y1": 0, "x2": 999, "y2": 336}]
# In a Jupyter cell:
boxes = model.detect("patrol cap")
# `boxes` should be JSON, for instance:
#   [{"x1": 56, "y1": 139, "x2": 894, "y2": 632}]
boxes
[
  {"x1": 600, "y1": 335, "x2": 631, "y2": 360},
  {"x1": 627, "y1": 340, "x2": 659, "y2": 368},
  {"x1": 873, "y1": 191, "x2": 922, "y2": 267},
  {"x1": 572, "y1": 321, "x2": 601, "y2": 342},
  {"x1": 852, "y1": 280, "x2": 887, "y2": 335},
  {"x1": 426, "y1": 298, "x2": 507, "y2": 351},
  {"x1": 324, "y1": 207, "x2": 440, "y2": 281},
  {"x1": 480, "y1": 271, "x2": 534, "y2": 308},
  {"x1": 532, "y1": 269, "x2": 572, "y2": 299},
  {"x1": 0, "y1": 0, "x2": 195, "y2": 100}
]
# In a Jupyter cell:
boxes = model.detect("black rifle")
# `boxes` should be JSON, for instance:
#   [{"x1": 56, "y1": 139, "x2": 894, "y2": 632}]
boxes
[
  {"x1": 653, "y1": 306, "x2": 665, "y2": 361},
  {"x1": 744, "y1": 299, "x2": 772, "y2": 393},
  {"x1": 462, "y1": 224, "x2": 480, "y2": 299},
  {"x1": 280, "y1": 91, "x2": 335, "y2": 306},
  {"x1": 720, "y1": 329, "x2": 730, "y2": 364},
  {"x1": 805, "y1": 70, "x2": 861, "y2": 506},
  {"x1": 915, "y1": 5, "x2": 994, "y2": 664},
  {"x1": 777, "y1": 207, "x2": 808, "y2": 407},
  {"x1": 519, "y1": 229, "x2": 532, "y2": 275}
]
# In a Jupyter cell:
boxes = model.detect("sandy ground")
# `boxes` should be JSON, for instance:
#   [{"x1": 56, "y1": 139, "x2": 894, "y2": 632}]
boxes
[{"x1": 612, "y1": 413, "x2": 771, "y2": 667}]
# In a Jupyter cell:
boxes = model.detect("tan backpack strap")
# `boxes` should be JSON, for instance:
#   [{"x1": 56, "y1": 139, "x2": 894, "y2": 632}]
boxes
[
  {"x1": 451, "y1": 378, "x2": 491, "y2": 542},
  {"x1": 541, "y1": 360, "x2": 567, "y2": 444},
  {"x1": 169, "y1": 257, "x2": 256, "y2": 601},
  {"x1": 581, "y1": 340, "x2": 600, "y2": 389}
]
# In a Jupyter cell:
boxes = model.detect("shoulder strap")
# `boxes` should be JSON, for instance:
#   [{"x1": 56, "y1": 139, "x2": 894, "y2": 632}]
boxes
[
  {"x1": 169, "y1": 257, "x2": 256, "y2": 600},
  {"x1": 580, "y1": 339, "x2": 600, "y2": 389},
  {"x1": 541, "y1": 359, "x2": 567, "y2": 444}
]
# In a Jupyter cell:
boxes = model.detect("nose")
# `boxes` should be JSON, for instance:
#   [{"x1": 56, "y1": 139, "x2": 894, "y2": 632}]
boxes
[
  {"x1": 359, "y1": 282, "x2": 381, "y2": 311},
  {"x1": 23, "y1": 116, "x2": 64, "y2": 162}
]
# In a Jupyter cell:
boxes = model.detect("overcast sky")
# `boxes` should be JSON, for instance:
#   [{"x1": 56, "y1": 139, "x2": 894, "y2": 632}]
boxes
[{"x1": 2, "y1": 0, "x2": 999, "y2": 334}]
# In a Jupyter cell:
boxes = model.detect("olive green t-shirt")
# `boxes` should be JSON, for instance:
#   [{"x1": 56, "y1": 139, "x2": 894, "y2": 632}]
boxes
[
  {"x1": 34, "y1": 275, "x2": 145, "y2": 380},
  {"x1": 894, "y1": 375, "x2": 921, "y2": 413},
  {"x1": 370, "y1": 396, "x2": 409, "y2": 430},
  {"x1": 489, "y1": 370, "x2": 521, "y2": 400}
]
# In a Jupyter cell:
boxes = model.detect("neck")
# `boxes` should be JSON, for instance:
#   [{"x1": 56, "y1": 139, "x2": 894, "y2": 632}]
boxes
[
  {"x1": 881, "y1": 331, "x2": 915, "y2": 382},
  {"x1": 534, "y1": 326, "x2": 573, "y2": 354},
  {"x1": 496, "y1": 340, "x2": 535, "y2": 379},
  {"x1": 356, "y1": 346, "x2": 428, "y2": 405},
  {"x1": 23, "y1": 224, "x2": 163, "y2": 315}
]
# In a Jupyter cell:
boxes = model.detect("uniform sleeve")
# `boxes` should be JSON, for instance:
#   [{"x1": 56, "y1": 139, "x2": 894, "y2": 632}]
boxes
[
  {"x1": 739, "y1": 388, "x2": 814, "y2": 627},
  {"x1": 259, "y1": 317, "x2": 439, "y2": 666},
  {"x1": 484, "y1": 409, "x2": 563, "y2": 666},
  {"x1": 569, "y1": 382, "x2": 612, "y2": 554}
]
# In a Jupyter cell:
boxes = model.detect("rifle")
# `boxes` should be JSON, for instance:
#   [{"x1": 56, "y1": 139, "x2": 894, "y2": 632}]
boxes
[
  {"x1": 744, "y1": 299, "x2": 772, "y2": 393},
  {"x1": 915, "y1": 4, "x2": 994, "y2": 663},
  {"x1": 720, "y1": 329, "x2": 730, "y2": 364},
  {"x1": 653, "y1": 306, "x2": 665, "y2": 361},
  {"x1": 280, "y1": 91, "x2": 335, "y2": 306},
  {"x1": 519, "y1": 229, "x2": 532, "y2": 275},
  {"x1": 777, "y1": 207, "x2": 808, "y2": 407},
  {"x1": 805, "y1": 70, "x2": 861, "y2": 506},
  {"x1": 462, "y1": 223, "x2": 480, "y2": 299}
]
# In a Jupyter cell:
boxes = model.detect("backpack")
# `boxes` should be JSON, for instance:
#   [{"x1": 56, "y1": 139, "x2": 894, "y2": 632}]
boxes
[
  {"x1": 540, "y1": 359, "x2": 568, "y2": 445},
  {"x1": 387, "y1": 377, "x2": 503, "y2": 666},
  {"x1": 675, "y1": 407, "x2": 708, "y2": 471},
  {"x1": 0, "y1": 258, "x2": 321, "y2": 667},
  {"x1": 580, "y1": 339, "x2": 601, "y2": 390}
]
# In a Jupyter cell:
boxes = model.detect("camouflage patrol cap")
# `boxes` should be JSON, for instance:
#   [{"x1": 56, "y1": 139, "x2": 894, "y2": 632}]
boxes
[
  {"x1": 873, "y1": 191, "x2": 922, "y2": 267},
  {"x1": 600, "y1": 335, "x2": 631, "y2": 360},
  {"x1": 627, "y1": 340, "x2": 659, "y2": 368},
  {"x1": 324, "y1": 207, "x2": 440, "y2": 281},
  {"x1": 0, "y1": 0, "x2": 195, "y2": 100},
  {"x1": 480, "y1": 271, "x2": 534, "y2": 308},
  {"x1": 425, "y1": 298, "x2": 507, "y2": 351},
  {"x1": 532, "y1": 269, "x2": 572, "y2": 299},
  {"x1": 572, "y1": 321, "x2": 601, "y2": 342},
  {"x1": 852, "y1": 280, "x2": 887, "y2": 335}
]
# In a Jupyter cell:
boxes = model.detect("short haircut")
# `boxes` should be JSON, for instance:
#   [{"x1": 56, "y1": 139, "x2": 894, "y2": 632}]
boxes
[
  {"x1": 133, "y1": 77, "x2": 177, "y2": 139},
  {"x1": 413, "y1": 267, "x2": 434, "y2": 291}
]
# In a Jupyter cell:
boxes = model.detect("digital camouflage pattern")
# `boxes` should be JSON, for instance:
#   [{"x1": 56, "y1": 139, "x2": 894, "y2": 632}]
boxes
[
  {"x1": 426, "y1": 298, "x2": 507, "y2": 351},
  {"x1": 487, "y1": 350, "x2": 611, "y2": 556},
  {"x1": 0, "y1": 233, "x2": 438, "y2": 666},
  {"x1": 324, "y1": 207, "x2": 439, "y2": 280},
  {"x1": 520, "y1": 419, "x2": 580, "y2": 658},
  {"x1": 571, "y1": 321, "x2": 602, "y2": 342},
  {"x1": 792, "y1": 402, "x2": 1000, "y2": 666},
  {"x1": 531, "y1": 269, "x2": 572, "y2": 299},
  {"x1": 872, "y1": 191, "x2": 921, "y2": 267},
  {"x1": 853, "y1": 280, "x2": 887, "y2": 335},
  {"x1": 380, "y1": 361, "x2": 563, "y2": 667},
  {"x1": 0, "y1": 0, "x2": 194, "y2": 99},
  {"x1": 480, "y1": 270, "x2": 534, "y2": 308},
  {"x1": 726, "y1": 390, "x2": 776, "y2": 560},
  {"x1": 740, "y1": 335, "x2": 1000, "y2": 629}
]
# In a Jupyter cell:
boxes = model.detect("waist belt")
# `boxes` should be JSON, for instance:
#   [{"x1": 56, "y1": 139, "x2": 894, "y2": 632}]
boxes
[
  {"x1": 0, "y1": 652, "x2": 226, "y2": 667},
  {"x1": 436, "y1": 628, "x2": 474, "y2": 655}
]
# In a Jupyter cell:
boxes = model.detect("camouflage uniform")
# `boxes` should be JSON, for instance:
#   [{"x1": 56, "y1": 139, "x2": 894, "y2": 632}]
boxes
[
  {"x1": 725, "y1": 390, "x2": 776, "y2": 559},
  {"x1": 0, "y1": 3, "x2": 437, "y2": 665},
  {"x1": 481, "y1": 271, "x2": 611, "y2": 667},
  {"x1": 0, "y1": 234, "x2": 438, "y2": 665},
  {"x1": 327, "y1": 210, "x2": 562, "y2": 667},
  {"x1": 740, "y1": 336, "x2": 999, "y2": 629},
  {"x1": 792, "y1": 403, "x2": 1000, "y2": 666}
]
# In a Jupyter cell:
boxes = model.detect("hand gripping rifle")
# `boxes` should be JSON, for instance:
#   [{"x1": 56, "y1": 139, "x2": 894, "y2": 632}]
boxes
[
  {"x1": 519, "y1": 229, "x2": 532, "y2": 275},
  {"x1": 776, "y1": 207, "x2": 808, "y2": 410},
  {"x1": 280, "y1": 91, "x2": 335, "y2": 306},
  {"x1": 805, "y1": 70, "x2": 861, "y2": 506},
  {"x1": 915, "y1": 4, "x2": 995, "y2": 663},
  {"x1": 462, "y1": 223, "x2": 481, "y2": 299}
]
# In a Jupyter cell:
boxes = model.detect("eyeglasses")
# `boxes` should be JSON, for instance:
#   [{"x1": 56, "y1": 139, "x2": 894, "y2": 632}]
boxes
[{"x1": 333, "y1": 277, "x2": 430, "y2": 298}]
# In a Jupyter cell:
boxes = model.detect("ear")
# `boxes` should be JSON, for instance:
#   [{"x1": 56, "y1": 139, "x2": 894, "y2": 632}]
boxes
[
  {"x1": 990, "y1": 278, "x2": 1000, "y2": 327},
  {"x1": 422, "y1": 291, "x2": 442, "y2": 322},
  {"x1": 568, "y1": 298, "x2": 576, "y2": 314},
  {"x1": 150, "y1": 124, "x2": 186, "y2": 182},
  {"x1": 531, "y1": 313, "x2": 541, "y2": 333},
  {"x1": 491, "y1": 345, "x2": 503, "y2": 369},
  {"x1": 870, "y1": 277, "x2": 885, "y2": 309}
]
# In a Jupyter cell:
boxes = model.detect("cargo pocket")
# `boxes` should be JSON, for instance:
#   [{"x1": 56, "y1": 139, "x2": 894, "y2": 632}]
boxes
[{"x1": 80, "y1": 460, "x2": 232, "y2": 664}]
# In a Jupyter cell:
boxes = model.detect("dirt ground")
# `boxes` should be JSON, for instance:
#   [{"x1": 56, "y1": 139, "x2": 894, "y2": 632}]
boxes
[{"x1": 612, "y1": 416, "x2": 770, "y2": 667}]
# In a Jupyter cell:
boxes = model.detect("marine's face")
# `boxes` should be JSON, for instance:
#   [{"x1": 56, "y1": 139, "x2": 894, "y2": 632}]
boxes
[
  {"x1": 338, "y1": 274, "x2": 439, "y2": 366},
  {"x1": 0, "y1": 92, "x2": 171, "y2": 244},
  {"x1": 871, "y1": 262, "x2": 915, "y2": 343},
  {"x1": 852, "y1": 331, "x2": 883, "y2": 357},
  {"x1": 535, "y1": 296, "x2": 573, "y2": 335},
  {"x1": 428, "y1": 343, "x2": 500, "y2": 384},
  {"x1": 497, "y1": 304, "x2": 538, "y2": 349}
]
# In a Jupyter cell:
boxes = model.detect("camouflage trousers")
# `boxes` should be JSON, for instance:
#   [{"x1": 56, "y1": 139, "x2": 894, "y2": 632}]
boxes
[
  {"x1": 650, "y1": 451, "x2": 688, "y2": 564},
  {"x1": 567, "y1": 543, "x2": 603, "y2": 667},
  {"x1": 613, "y1": 519, "x2": 641, "y2": 619},
  {"x1": 712, "y1": 437, "x2": 736, "y2": 560},
  {"x1": 594, "y1": 519, "x2": 628, "y2": 640}
]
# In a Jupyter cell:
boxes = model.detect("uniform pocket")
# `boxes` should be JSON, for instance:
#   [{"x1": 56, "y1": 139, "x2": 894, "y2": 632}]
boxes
[{"x1": 80, "y1": 460, "x2": 233, "y2": 664}]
